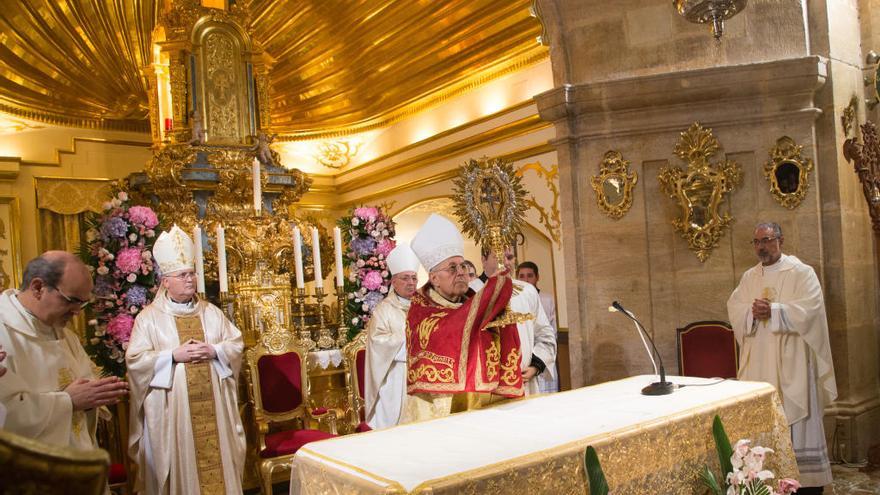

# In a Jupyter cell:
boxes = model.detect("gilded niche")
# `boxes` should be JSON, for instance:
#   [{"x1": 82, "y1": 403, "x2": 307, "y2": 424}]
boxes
[
  {"x1": 659, "y1": 123, "x2": 742, "y2": 262},
  {"x1": 763, "y1": 136, "x2": 814, "y2": 210},
  {"x1": 591, "y1": 151, "x2": 638, "y2": 220}
]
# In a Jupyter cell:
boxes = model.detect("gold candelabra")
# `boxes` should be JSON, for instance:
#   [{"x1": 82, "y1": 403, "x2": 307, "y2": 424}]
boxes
[
  {"x1": 336, "y1": 288, "x2": 348, "y2": 347},
  {"x1": 293, "y1": 288, "x2": 316, "y2": 351},
  {"x1": 313, "y1": 287, "x2": 335, "y2": 349}
]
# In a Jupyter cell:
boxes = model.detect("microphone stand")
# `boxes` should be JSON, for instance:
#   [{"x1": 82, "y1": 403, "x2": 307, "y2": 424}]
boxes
[{"x1": 611, "y1": 301, "x2": 675, "y2": 396}]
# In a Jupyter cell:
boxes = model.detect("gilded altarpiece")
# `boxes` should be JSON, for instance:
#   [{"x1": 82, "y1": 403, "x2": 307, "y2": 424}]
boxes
[{"x1": 0, "y1": 197, "x2": 22, "y2": 291}]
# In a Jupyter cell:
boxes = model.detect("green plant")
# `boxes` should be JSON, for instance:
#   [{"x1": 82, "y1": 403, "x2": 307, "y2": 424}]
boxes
[{"x1": 584, "y1": 445, "x2": 609, "y2": 495}]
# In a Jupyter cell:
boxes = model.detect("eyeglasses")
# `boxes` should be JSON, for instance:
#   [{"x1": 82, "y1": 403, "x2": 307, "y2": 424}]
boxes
[
  {"x1": 395, "y1": 274, "x2": 418, "y2": 283},
  {"x1": 165, "y1": 271, "x2": 197, "y2": 281},
  {"x1": 52, "y1": 286, "x2": 92, "y2": 309},
  {"x1": 433, "y1": 262, "x2": 468, "y2": 275},
  {"x1": 751, "y1": 236, "x2": 779, "y2": 247}
]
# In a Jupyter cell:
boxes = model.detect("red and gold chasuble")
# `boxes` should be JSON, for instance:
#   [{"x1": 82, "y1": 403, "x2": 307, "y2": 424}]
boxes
[{"x1": 406, "y1": 273, "x2": 524, "y2": 398}]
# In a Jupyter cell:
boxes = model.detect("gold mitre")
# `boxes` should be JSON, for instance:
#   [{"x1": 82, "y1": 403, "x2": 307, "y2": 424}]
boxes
[{"x1": 153, "y1": 225, "x2": 195, "y2": 275}]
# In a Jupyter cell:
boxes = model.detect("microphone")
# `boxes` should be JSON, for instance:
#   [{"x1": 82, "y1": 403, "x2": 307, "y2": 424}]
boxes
[{"x1": 610, "y1": 301, "x2": 675, "y2": 396}]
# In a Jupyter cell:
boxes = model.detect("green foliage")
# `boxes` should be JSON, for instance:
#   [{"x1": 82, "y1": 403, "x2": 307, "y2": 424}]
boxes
[
  {"x1": 701, "y1": 415, "x2": 734, "y2": 495},
  {"x1": 584, "y1": 446, "x2": 609, "y2": 495}
]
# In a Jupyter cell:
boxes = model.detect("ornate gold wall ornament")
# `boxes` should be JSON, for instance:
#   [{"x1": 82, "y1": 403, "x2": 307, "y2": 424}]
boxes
[
  {"x1": 590, "y1": 151, "x2": 638, "y2": 220},
  {"x1": 842, "y1": 95, "x2": 858, "y2": 139},
  {"x1": 452, "y1": 157, "x2": 529, "y2": 265},
  {"x1": 516, "y1": 162, "x2": 561, "y2": 243},
  {"x1": 659, "y1": 123, "x2": 742, "y2": 262},
  {"x1": 763, "y1": 136, "x2": 814, "y2": 210},
  {"x1": 313, "y1": 140, "x2": 363, "y2": 169}
]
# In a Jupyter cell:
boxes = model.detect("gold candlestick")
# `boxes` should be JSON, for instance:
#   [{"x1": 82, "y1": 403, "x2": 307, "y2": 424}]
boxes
[
  {"x1": 294, "y1": 287, "x2": 315, "y2": 351},
  {"x1": 314, "y1": 287, "x2": 334, "y2": 349},
  {"x1": 335, "y1": 287, "x2": 348, "y2": 347}
]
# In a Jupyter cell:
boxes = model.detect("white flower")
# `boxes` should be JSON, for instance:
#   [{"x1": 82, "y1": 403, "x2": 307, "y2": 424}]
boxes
[
  {"x1": 352, "y1": 218, "x2": 360, "y2": 226},
  {"x1": 129, "y1": 305, "x2": 138, "y2": 314},
  {"x1": 111, "y1": 198, "x2": 122, "y2": 208},
  {"x1": 379, "y1": 286, "x2": 388, "y2": 294},
  {"x1": 141, "y1": 250, "x2": 152, "y2": 260},
  {"x1": 382, "y1": 229, "x2": 388, "y2": 236},
  {"x1": 95, "y1": 327, "x2": 105, "y2": 336},
  {"x1": 88, "y1": 319, "x2": 98, "y2": 326},
  {"x1": 117, "y1": 191, "x2": 129, "y2": 201},
  {"x1": 351, "y1": 317, "x2": 359, "y2": 325},
  {"x1": 756, "y1": 470, "x2": 774, "y2": 481},
  {"x1": 370, "y1": 230, "x2": 379, "y2": 237},
  {"x1": 97, "y1": 266, "x2": 110, "y2": 275},
  {"x1": 356, "y1": 259, "x2": 365, "y2": 267},
  {"x1": 361, "y1": 303, "x2": 369, "y2": 311},
  {"x1": 126, "y1": 273, "x2": 137, "y2": 282},
  {"x1": 90, "y1": 337, "x2": 101, "y2": 345},
  {"x1": 146, "y1": 229, "x2": 155, "y2": 237},
  {"x1": 129, "y1": 233, "x2": 138, "y2": 242},
  {"x1": 381, "y1": 270, "x2": 388, "y2": 277}
]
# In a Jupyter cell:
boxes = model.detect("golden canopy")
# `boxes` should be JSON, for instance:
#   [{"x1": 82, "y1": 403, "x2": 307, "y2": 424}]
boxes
[{"x1": 0, "y1": 0, "x2": 545, "y2": 138}]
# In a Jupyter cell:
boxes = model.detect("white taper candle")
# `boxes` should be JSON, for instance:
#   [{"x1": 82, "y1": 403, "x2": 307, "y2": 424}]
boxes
[
  {"x1": 252, "y1": 157, "x2": 262, "y2": 214},
  {"x1": 311, "y1": 226, "x2": 323, "y2": 288},
  {"x1": 293, "y1": 226, "x2": 304, "y2": 289},
  {"x1": 216, "y1": 224, "x2": 228, "y2": 293},
  {"x1": 193, "y1": 225, "x2": 206, "y2": 293},
  {"x1": 333, "y1": 226, "x2": 343, "y2": 287}
]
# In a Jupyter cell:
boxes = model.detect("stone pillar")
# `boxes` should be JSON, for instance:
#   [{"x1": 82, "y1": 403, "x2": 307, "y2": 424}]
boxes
[{"x1": 535, "y1": 0, "x2": 880, "y2": 461}]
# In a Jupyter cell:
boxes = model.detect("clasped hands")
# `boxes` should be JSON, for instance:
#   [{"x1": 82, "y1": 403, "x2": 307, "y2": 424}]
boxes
[
  {"x1": 752, "y1": 298, "x2": 772, "y2": 320},
  {"x1": 173, "y1": 338, "x2": 216, "y2": 364}
]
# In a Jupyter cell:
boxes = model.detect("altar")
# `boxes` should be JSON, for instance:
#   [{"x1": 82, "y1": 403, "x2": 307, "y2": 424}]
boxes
[{"x1": 289, "y1": 375, "x2": 797, "y2": 495}]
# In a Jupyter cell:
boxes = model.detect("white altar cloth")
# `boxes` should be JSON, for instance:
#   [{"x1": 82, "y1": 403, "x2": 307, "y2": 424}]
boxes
[{"x1": 290, "y1": 375, "x2": 796, "y2": 494}]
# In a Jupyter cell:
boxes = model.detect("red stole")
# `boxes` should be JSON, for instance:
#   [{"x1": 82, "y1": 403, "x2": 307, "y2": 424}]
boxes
[{"x1": 406, "y1": 273, "x2": 524, "y2": 398}]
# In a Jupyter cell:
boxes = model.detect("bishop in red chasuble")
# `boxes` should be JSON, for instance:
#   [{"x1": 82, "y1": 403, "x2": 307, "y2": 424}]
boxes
[{"x1": 402, "y1": 214, "x2": 523, "y2": 422}]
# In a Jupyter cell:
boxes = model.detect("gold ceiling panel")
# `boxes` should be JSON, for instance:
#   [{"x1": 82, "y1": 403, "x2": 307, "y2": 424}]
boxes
[{"x1": 0, "y1": 0, "x2": 545, "y2": 137}]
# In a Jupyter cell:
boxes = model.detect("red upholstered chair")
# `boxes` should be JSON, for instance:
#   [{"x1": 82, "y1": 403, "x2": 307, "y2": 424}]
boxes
[
  {"x1": 342, "y1": 331, "x2": 371, "y2": 433},
  {"x1": 676, "y1": 320, "x2": 739, "y2": 379},
  {"x1": 245, "y1": 336, "x2": 338, "y2": 495}
]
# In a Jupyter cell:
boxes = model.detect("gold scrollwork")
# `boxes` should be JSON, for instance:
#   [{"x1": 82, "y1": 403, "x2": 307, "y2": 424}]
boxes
[
  {"x1": 408, "y1": 364, "x2": 455, "y2": 383},
  {"x1": 659, "y1": 123, "x2": 742, "y2": 262},
  {"x1": 500, "y1": 347, "x2": 521, "y2": 385},
  {"x1": 763, "y1": 136, "x2": 814, "y2": 210},
  {"x1": 314, "y1": 139, "x2": 363, "y2": 169},
  {"x1": 516, "y1": 162, "x2": 561, "y2": 243},
  {"x1": 417, "y1": 313, "x2": 445, "y2": 349},
  {"x1": 485, "y1": 334, "x2": 501, "y2": 381},
  {"x1": 590, "y1": 151, "x2": 638, "y2": 220}
]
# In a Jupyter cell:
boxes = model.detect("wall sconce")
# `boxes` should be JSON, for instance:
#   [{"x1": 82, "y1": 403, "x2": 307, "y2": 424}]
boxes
[{"x1": 673, "y1": 0, "x2": 747, "y2": 40}]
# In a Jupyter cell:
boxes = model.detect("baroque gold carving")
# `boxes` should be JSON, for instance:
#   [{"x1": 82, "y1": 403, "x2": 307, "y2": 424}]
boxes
[
  {"x1": 659, "y1": 123, "x2": 742, "y2": 262},
  {"x1": 842, "y1": 95, "x2": 858, "y2": 139},
  {"x1": 516, "y1": 161, "x2": 561, "y2": 243},
  {"x1": 314, "y1": 139, "x2": 363, "y2": 169},
  {"x1": 590, "y1": 151, "x2": 638, "y2": 220},
  {"x1": 843, "y1": 121, "x2": 880, "y2": 232},
  {"x1": 763, "y1": 136, "x2": 814, "y2": 210},
  {"x1": 205, "y1": 31, "x2": 241, "y2": 142}
]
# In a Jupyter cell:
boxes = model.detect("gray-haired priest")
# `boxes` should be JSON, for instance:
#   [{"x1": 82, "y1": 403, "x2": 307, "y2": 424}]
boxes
[
  {"x1": 364, "y1": 242, "x2": 420, "y2": 430},
  {"x1": 126, "y1": 225, "x2": 246, "y2": 495}
]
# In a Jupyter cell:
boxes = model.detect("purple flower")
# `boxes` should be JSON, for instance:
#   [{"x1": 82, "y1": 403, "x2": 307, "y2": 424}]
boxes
[
  {"x1": 361, "y1": 270, "x2": 384, "y2": 290},
  {"x1": 127, "y1": 206, "x2": 159, "y2": 229},
  {"x1": 363, "y1": 290, "x2": 383, "y2": 310},
  {"x1": 125, "y1": 285, "x2": 148, "y2": 307},
  {"x1": 350, "y1": 236, "x2": 377, "y2": 256},
  {"x1": 95, "y1": 276, "x2": 115, "y2": 298},
  {"x1": 100, "y1": 216, "x2": 129, "y2": 240}
]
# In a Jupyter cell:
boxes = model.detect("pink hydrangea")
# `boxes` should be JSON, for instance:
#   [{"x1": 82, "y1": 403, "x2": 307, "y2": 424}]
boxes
[
  {"x1": 115, "y1": 248, "x2": 143, "y2": 274},
  {"x1": 127, "y1": 206, "x2": 159, "y2": 229},
  {"x1": 361, "y1": 270, "x2": 384, "y2": 290},
  {"x1": 106, "y1": 313, "x2": 135, "y2": 343},
  {"x1": 354, "y1": 207, "x2": 379, "y2": 221},
  {"x1": 376, "y1": 238, "x2": 396, "y2": 257}
]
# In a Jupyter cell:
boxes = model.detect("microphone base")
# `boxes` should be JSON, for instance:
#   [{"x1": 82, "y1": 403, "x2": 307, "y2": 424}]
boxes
[{"x1": 641, "y1": 381, "x2": 676, "y2": 396}]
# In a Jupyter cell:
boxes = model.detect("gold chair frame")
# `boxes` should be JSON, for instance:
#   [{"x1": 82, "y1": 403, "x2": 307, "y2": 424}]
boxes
[
  {"x1": 0, "y1": 429, "x2": 109, "y2": 495},
  {"x1": 341, "y1": 330, "x2": 368, "y2": 431},
  {"x1": 245, "y1": 336, "x2": 338, "y2": 495}
]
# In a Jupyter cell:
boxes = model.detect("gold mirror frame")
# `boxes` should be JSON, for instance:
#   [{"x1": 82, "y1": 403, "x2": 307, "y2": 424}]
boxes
[
  {"x1": 659, "y1": 123, "x2": 742, "y2": 262},
  {"x1": 590, "y1": 151, "x2": 637, "y2": 220},
  {"x1": 763, "y1": 136, "x2": 814, "y2": 210}
]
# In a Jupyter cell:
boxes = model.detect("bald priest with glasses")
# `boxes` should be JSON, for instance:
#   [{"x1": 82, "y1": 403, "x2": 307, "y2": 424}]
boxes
[
  {"x1": 0, "y1": 251, "x2": 128, "y2": 449},
  {"x1": 727, "y1": 222, "x2": 837, "y2": 495},
  {"x1": 126, "y1": 225, "x2": 246, "y2": 495}
]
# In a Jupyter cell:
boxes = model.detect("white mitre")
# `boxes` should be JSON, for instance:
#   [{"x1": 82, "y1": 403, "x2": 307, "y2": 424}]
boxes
[
  {"x1": 386, "y1": 242, "x2": 420, "y2": 275},
  {"x1": 153, "y1": 224, "x2": 195, "y2": 275},
  {"x1": 410, "y1": 214, "x2": 464, "y2": 271}
]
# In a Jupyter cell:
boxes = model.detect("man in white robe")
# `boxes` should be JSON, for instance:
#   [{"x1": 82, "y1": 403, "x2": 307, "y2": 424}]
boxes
[
  {"x1": 364, "y1": 242, "x2": 419, "y2": 429},
  {"x1": 0, "y1": 251, "x2": 128, "y2": 449},
  {"x1": 727, "y1": 222, "x2": 837, "y2": 494},
  {"x1": 126, "y1": 226, "x2": 246, "y2": 495},
  {"x1": 516, "y1": 261, "x2": 559, "y2": 394}
]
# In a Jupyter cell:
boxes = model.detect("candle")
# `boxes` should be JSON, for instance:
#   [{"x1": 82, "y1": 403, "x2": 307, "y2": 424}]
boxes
[
  {"x1": 311, "y1": 226, "x2": 323, "y2": 288},
  {"x1": 193, "y1": 225, "x2": 206, "y2": 294},
  {"x1": 252, "y1": 157, "x2": 262, "y2": 214},
  {"x1": 163, "y1": 118, "x2": 172, "y2": 132},
  {"x1": 333, "y1": 226, "x2": 343, "y2": 287},
  {"x1": 216, "y1": 224, "x2": 228, "y2": 293},
  {"x1": 293, "y1": 226, "x2": 304, "y2": 289}
]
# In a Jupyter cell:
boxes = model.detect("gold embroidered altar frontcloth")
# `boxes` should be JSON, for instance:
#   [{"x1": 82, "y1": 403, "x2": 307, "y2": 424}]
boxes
[{"x1": 289, "y1": 375, "x2": 797, "y2": 495}]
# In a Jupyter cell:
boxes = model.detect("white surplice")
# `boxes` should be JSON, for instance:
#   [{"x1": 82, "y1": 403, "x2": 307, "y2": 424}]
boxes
[
  {"x1": 126, "y1": 289, "x2": 246, "y2": 495},
  {"x1": 364, "y1": 290, "x2": 410, "y2": 430},
  {"x1": 535, "y1": 290, "x2": 559, "y2": 393},
  {"x1": 727, "y1": 254, "x2": 837, "y2": 487},
  {"x1": 0, "y1": 289, "x2": 101, "y2": 450},
  {"x1": 510, "y1": 280, "x2": 556, "y2": 396}
]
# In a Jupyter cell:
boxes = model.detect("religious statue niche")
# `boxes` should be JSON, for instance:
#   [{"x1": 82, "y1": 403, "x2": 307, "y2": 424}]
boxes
[
  {"x1": 591, "y1": 150, "x2": 638, "y2": 220},
  {"x1": 763, "y1": 136, "x2": 814, "y2": 210},
  {"x1": 659, "y1": 123, "x2": 742, "y2": 262}
]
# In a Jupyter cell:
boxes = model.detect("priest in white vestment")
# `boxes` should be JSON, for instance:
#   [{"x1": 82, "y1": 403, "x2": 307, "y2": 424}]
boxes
[
  {"x1": 126, "y1": 226, "x2": 246, "y2": 495},
  {"x1": 0, "y1": 251, "x2": 128, "y2": 449},
  {"x1": 364, "y1": 242, "x2": 419, "y2": 429},
  {"x1": 727, "y1": 222, "x2": 837, "y2": 493}
]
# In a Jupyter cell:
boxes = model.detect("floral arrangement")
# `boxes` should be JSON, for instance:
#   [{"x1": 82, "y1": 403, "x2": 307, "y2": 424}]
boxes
[
  {"x1": 80, "y1": 191, "x2": 160, "y2": 377},
  {"x1": 702, "y1": 415, "x2": 800, "y2": 495},
  {"x1": 337, "y1": 205, "x2": 396, "y2": 340}
]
